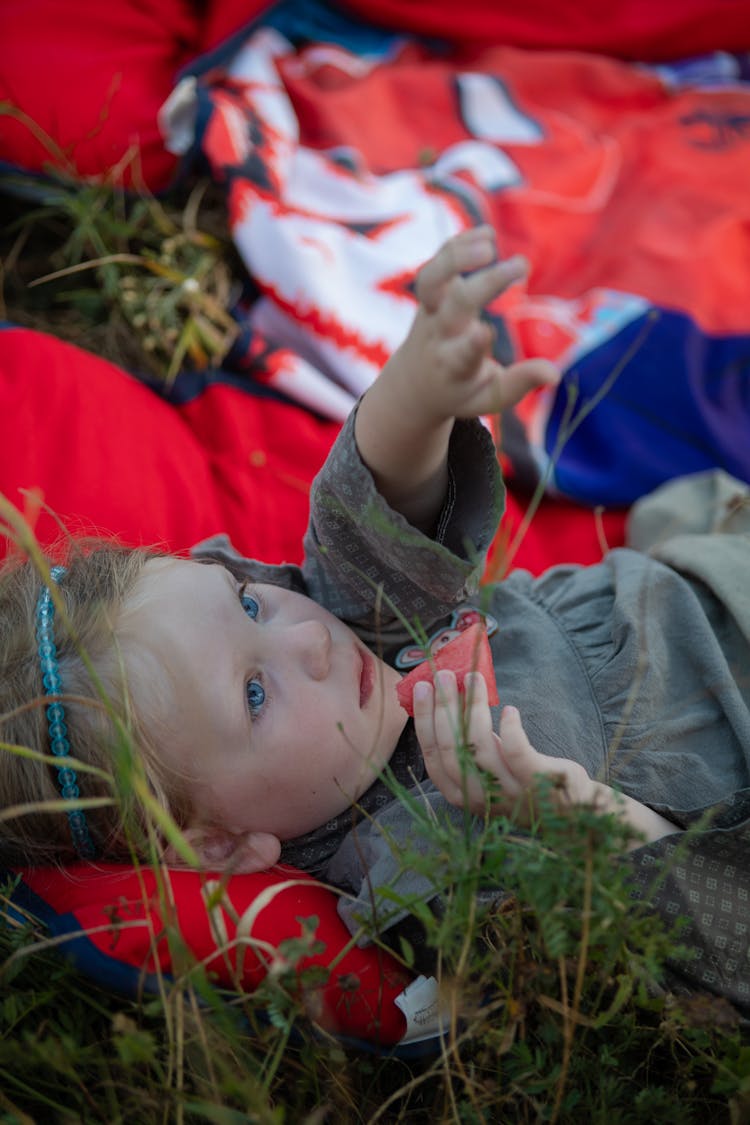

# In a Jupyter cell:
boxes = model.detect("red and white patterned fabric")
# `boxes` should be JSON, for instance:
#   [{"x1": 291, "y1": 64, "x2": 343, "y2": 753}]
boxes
[{"x1": 171, "y1": 28, "x2": 750, "y2": 505}]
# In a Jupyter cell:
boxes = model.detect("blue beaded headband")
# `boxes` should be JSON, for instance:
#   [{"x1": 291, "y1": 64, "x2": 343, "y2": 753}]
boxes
[{"x1": 36, "y1": 565, "x2": 97, "y2": 860}]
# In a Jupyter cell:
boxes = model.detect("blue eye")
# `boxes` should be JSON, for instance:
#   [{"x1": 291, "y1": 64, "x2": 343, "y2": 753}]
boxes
[
  {"x1": 240, "y1": 588, "x2": 260, "y2": 620},
  {"x1": 246, "y1": 679, "x2": 265, "y2": 717}
]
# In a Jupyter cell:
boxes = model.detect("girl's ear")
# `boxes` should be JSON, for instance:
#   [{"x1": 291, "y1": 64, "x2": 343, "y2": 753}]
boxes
[{"x1": 164, "y1": 826, "x2": 282, "y2": 874}]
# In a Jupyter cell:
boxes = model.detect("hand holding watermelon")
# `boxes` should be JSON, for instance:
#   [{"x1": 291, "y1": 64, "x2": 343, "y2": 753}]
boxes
[
  {"x1": 396, "y1": 622, "x2": 498, "y2": 717},
  {"x1": 402, "y1": 629, "x2": 603, "y2": 827}
]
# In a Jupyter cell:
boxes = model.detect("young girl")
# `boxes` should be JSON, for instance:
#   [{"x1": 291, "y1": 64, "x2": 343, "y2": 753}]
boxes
[{"x1": 1, "y1": 228, "x2": 749, "y2": 1014}]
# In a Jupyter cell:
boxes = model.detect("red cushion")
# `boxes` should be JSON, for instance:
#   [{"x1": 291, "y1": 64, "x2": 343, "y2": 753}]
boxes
[
  {"x1": 337, "y1": 0, "x2": 750, "y2": 59},
  {"x1": 200, "y1": 0, "x2": 273, "y2": 52},
  {"x1": 0, "y1": 0, "x2": 202, "y2": 189},
  {"x1": 0, "y1": 327, "x2": 337, "y2": 564},
  {"x1": 19, "y1": 862, "x2": 410, "y2": 1044},
  {"x1": 1, "y1": 326, "x2": 410, "y2": 1045}
]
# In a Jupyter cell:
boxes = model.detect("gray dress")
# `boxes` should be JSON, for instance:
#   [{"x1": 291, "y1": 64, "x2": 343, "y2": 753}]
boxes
[{"x1": 196, "y1": 410, "x2": 750, "y2": 1015}]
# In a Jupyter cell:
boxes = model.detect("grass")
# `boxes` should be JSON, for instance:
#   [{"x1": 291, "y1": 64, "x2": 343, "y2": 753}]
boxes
[
  {"x1": 1, "y1": 165, "x2": 749, "y2": 1122},
  {"x1": 0, "y1": 155, "x2": 243, "y2": 386},
  {"x1": 1, "y1": 795, "x2": 749, "y2": 1123}
]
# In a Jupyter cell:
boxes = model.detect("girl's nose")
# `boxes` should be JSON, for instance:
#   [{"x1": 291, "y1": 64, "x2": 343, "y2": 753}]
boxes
[{"x1": 288, "y1": 620, "x2": 332, "y2": 680}]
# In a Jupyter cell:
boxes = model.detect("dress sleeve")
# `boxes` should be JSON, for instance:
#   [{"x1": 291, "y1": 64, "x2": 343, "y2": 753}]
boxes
[
  {"x1": 623, "y1": 792, "x2": 750, "y2": 1018},
  {"x1": 300, "y1": 406, "x2": 505, "y2": 629}
]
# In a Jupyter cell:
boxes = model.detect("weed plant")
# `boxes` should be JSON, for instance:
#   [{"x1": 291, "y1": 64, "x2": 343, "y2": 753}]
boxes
[
  {"x1": 1, "y1": 784, "x2": 748, "y2": 1123},
  {"x1": 0, "y1": 114, "x2": 242, "y2": 385}
]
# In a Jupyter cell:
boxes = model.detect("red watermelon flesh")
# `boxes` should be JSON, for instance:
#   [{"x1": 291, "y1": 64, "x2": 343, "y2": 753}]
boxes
[{"x1": 396, "y1": 622, "x2": 499, "y2": 716}]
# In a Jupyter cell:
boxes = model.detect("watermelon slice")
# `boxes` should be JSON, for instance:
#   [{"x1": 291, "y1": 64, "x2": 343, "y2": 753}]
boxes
[{"x1": 396, "y1": 621, "x2": 499, "y2": 716}]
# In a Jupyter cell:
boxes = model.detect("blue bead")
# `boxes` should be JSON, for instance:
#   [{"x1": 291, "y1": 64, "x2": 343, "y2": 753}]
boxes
[
  {"x1": 76, "y1": 836, "x2": 97, "y2": 860},
  {"x1": 36, "y1": 566, "x2": 97, "y2": 861}
]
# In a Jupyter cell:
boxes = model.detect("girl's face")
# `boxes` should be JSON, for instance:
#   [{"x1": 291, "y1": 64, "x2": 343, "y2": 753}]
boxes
[{"x1": 122, "y1": 558, "x2": 407, "y2": 848}]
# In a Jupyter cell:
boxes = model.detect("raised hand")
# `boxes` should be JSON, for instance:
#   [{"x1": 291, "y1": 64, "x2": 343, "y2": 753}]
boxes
[
  {"x1": 354, "y1": 226, "x2": 559, "y2": 531},
  {"x1": 398, "y1": 226, "x2": 559, "y2": 424}
]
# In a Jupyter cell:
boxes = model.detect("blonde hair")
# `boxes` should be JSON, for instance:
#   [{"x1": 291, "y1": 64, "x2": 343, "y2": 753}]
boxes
[{"x1": 0, "y1": 543, "x2": 189, "y2": 867}]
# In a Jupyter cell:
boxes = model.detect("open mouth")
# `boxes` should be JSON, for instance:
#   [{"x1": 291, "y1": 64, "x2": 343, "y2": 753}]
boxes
[{"x1": 359, "y1": 647, "x2": 374, "y2": 709}]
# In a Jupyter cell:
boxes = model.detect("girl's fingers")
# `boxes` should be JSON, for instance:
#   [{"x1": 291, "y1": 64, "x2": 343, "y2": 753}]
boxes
[
  {"x1": 498, "y1": 706, "x2": 592, "y2": 806},
  {"x1": 498, "y1": 705, "x2": 540, "y2": 786},
  {"x1": 415, "y1": 227, "x2": 498, "y2": 311},
  {"x1": 485, "y1": 359, "x2": 561, "y2": 409},
  {"x1": 434, "y1": 322, "x2": 496, "y2": 389},
  {"x1": 413, "y1": 679, "x2": 438, "y2": 758},
  {"x1": 435, "y1": 257, "x2": 528, "y2": 337},
  {"x1": 420, "y1": 694, "x2": 597, "y2": 822},
  {"x1": 413, "y1": 679, "x2": 460, "y2": 794},
  {"x1": 452, "y1": 255, "x2": 528, "y2": 317},
  {"x1": 431, "y1": 670, "x2": 464, "y2": 785},
  {"x1": 412, "y1": 231, "x2": 557, "y2": 416},
  {"x1": 414, "y1": 671, "x2": 488, "y2": 809},
  {"x1": 415, "y1": 227, "x2": 526, "y2": 325},
  {"x1": 462, "y1": 671, "x2": 494, "y2": 758},
  {"x1": 436, "y1": 349, "x2": 560, "y2": 417},
  {"x1": 463, "y1": 673, "x2": 520, "y2": 793}
]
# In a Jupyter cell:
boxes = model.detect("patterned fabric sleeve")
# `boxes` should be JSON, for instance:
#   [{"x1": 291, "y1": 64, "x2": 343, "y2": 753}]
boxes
[
  {"x1": 621, "y1": 472, "x2": 750, "y2": 1015},
  {"x1": 300, "y1": 406, "x2": 505, "y2": 630},
  {"x1": 624, "y1": 793, "x2": 750, "y2": 1017}
]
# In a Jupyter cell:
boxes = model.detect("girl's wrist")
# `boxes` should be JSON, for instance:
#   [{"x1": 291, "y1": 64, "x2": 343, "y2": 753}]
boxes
[
  {"x1": 354, "y1": 372, "x2": 455, "y2": 529},
  {"x1": 590, "y1": 781, "x2": 680, "y2": 848}
]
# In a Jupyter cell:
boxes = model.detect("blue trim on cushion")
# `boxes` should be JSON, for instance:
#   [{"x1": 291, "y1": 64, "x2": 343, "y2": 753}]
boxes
[
  {"x1": 3, "y1": 870, "x2": 168, "y2": 998},
  {"x1": 0, "y1": 159, "x2": 183, "y2": 201},
  {"x1": 0, "y1": 163, "x2": 71, "y2": 198}
]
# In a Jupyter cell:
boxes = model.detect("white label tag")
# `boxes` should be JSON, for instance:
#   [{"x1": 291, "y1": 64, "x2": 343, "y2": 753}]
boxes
[{"x1": 393, "y1": 975, "x2": 450, "y2": 1044}]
